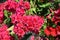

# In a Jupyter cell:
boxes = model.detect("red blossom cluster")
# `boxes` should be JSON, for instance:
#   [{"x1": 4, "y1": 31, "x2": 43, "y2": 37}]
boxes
[
  {"x1": 44, "y1": 8, "x2": 60, "y2": 37},
  {"x1": 13, "y1": 15, "x2": 44, "y2": 38},
  {"x1": 0, "y1": 0, "x2": 45, "y2": 40},
  {"x1": 0, "y1": 0, "x2": 30, "y2": 24},
  {"x1": 4, "y1": 0, "x2": 30, "y2": 15},
  {"x1": 1, "y1": 0, "x2": 60, "y2": 40},
  {"x1": 0, "y1": 11, "x2": 4, "y2": 23},
  {"x1": 0, "y1": 24, "x2": 11, "y2": 40},
  {"x1": 0, "y1": 0, "x2": 60, "y2": 40},
  {"x1": 44, "y1": 26, "x2": 57, "y2": 37},
  {"x1": 0, "y1": 4, "x2": 4, "y2": 23},
  {"x1": 44, "y1": 26, "x2": 60, "y2": 37},
  {"x1": 52, "y1": 9, "x2": 60, "y2": 25}
]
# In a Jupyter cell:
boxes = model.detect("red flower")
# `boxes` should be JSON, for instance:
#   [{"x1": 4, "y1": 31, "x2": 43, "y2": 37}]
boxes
[
  {"x1": 54, "y1": 9, "x2": 60, "y2": 16},
  {"x1": 13, "y1": 25, "x2": 25, "y2": 38},
  {"x1": 13, "y1": 22, "x2": 26, "y2": 37},
  {"x1": 0, "y1": 24, "x2": 11, "y2": 40},
  {"x1": 12, "y1": 15, "x2": 44, "y2": 34},
  {"x1": 12, "y1": 15, "x2": 44, "y2": 39},
  {"x1": 0, "y1": 11, "x2": 3, "y2": 23},
  {"x1": 0, "y1": 4, "x2": 4, "y2": 23},
  {"x1": 44, "y1": 26, "x2": 57, "y2": 37},
  {"x1": 16, "y1": 8, "x2": 25, "y2": 15},
  {"x1": 44, "y1": 27, "x2": 50, "y2": 36},
  {"x1": 49, "y1": 27, "x2": 57, "y2": 37},
  {"x1": 24, "y1": 2, "x2": 30, "y2": 10},
  {"x1": 51, "y1": 9, "x2": 60, "y2": 25},
  {"x1": 56, "y1": 26, "x2": 60, "y2": 35}
]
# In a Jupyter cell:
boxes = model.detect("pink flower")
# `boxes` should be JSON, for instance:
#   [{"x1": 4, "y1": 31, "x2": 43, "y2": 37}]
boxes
[
  {"x1": 16, "y1": 8, "x2": 25, "y2": 15},
  {"x1": 13, "y1": 25, "x2": 25, "y2": 38},
  {"x1": 24, "y1": 2, "x2": 30, "y2": 10},
  {"x1": 0, "y1": 11, "x2": 4, "y2": 23},
  {"x1": 30, "y1": 35, "x2": 35, "y2": 40},
  {"x1": 12, "y1": 15, "x2": 44, "y2": 36},
  {"x1": 0, "y1": 24, "x2": 11, "y2": 40},
  {"x1": 4, "y1": 1, "x2": 17, "y2": 13}
]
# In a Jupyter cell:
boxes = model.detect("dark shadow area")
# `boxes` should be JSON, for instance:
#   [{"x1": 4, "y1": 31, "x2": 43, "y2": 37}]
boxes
[{"x1": 0, "y1": 0, "x2": 6, "y2": 3}]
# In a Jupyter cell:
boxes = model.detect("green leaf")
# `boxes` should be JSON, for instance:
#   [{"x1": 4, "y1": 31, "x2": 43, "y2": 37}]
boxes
[
  {"x1": 39, "y1": 19, "x2": 47, "y2": 36},
  {"x1": 4, "y1": 10, "x2": 8, "y2": 18},
  {"x1": 21, "y1": 33, "x2": 32, "y2": 40},
  {"x1": 6, "y1": 18, "x2": 11, "y2": 24},
  {"x1": 32, "y1": 8, "x2": 36, "y2": 13},
  {"x1": 52, "y1": 24, "x2": 56, "y2": 28},
  {"x1": 39, "y1": 29, "x2": 45, "y2": 37},
  {"x1": 8, "y1": 25, "x2": 14, "y2": 31},
  {"x1": 43, "y1": 23, "x2": 47, "y2": 29},
  {"x1": 4, "y1": 18, "x2": 11, "y2": 25},
  {"x1": 8, "y1": 25, "x2": 14, "y2": 36},
  {"x1": 13, "y1": 34, "x2": 19, "y2": 40},
  {"x1": 45, "y1": 9, "x2": 50, "y2": 16},
  {"x1": 30, "y1": 0, "x2": 34, "y2": 7},
  {"x1": 15, "y1": 0, "x2": 19, "y2": 2},
  {"x1": 37, "y1": 8, "x2": 42, "y2": 12},
  {"x1": 10, "y1": 31, "x2": 14, "y2": 36},
  {"x1": 48, "y1": 36, "x2": 55, "y2": 40},
  {"x1": 42, "y1": 19, "x2": 47, "y2": 29},
  {"x1": 9, "y1": 30, "x2": 18, "y2": 40},
  {"x1": 39, "y1": 3, "x2": 51, "y2": 8}
]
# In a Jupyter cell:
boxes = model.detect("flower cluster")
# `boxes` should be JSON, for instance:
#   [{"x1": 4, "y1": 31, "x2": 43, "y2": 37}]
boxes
[
  {"x1": 52, "y1": 9, "x2": 60, "y2": 25},
  {"x1": 0, "y1": 0, "x2": 44, "y2": 40},
  {"x1": 0, "y1": 0, "x2": 60, "y2": 40},
  {"x1": 44, "y1": 8, "x2": 60, "y2": 37},
  {"x1": 0, "y1": 24, "x2": 11, "y2": 40},
  {"x1": 4, "y1": 0, "x2": 30, "y2": 15},
  {"x1": 0, "y1": 11, "x2": 4, "y2": 23},
  {"x1": 44, "y1": 26, "x2": 57, "y2": 37},
  {"x1": 0, "y1": 0, "x2": 32, "y2": 40},
  {"x1": 0, "y1": 0, "x2": 30, "y2": 24},
  {"x1": 44, "y1": 26, "x2": 60, "y2": 37},
  {"x1": 13, "y1": 15, "x2": 44, "y2": 38},
  {"x1": 0, "y1": 4, "x2": 4, "y2": 23}
]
